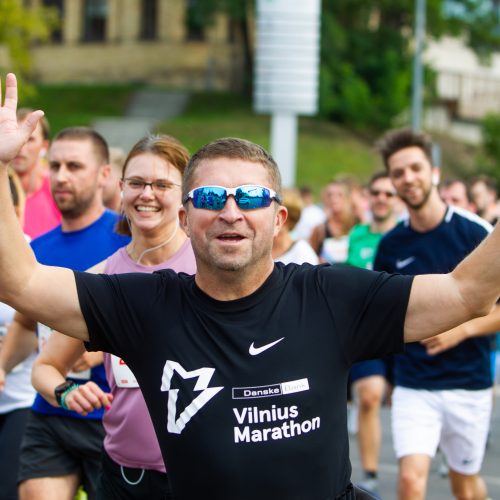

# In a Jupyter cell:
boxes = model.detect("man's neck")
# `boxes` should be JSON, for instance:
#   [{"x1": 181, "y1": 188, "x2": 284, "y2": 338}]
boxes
[
  {"x1": 370, "y1": 217, "x2": 396, "y2": 234},
  {"x1": 60, "y1": 204, "x2": 106, "y2": 233},
  {"x1": 407, "y1": 191, "x2": 447, "y2": 232},
  {"x1": 195, "y1": 259, "x2": 275, "y2": 301},
  {"x1": 19, "y1": 163, "x2": 44, "y2": 196}
]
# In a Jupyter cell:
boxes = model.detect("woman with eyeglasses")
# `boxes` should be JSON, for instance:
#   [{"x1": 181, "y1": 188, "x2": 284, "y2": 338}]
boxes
[{"x1": 31, "y1": 135, "x2": 196, "y2": 500}]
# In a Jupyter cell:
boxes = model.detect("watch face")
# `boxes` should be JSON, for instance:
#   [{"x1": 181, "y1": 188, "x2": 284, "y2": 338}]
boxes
[{"x1": 55, "y1": 381, "x2": 74, "y2": 402}]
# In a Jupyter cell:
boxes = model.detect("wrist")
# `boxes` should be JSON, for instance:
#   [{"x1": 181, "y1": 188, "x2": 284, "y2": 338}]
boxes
[{"x1": 54, "y1": 381, "x2": 78, "y2": 410}]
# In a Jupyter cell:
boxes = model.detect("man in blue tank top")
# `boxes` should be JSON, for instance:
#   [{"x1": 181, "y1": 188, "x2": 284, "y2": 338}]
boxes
[
  {"x1": 0, "y1": 127, "x2": 129, "y2": 499},
  {"x1": 375, "y1": 128, "x2": 498, "y2": 500}
]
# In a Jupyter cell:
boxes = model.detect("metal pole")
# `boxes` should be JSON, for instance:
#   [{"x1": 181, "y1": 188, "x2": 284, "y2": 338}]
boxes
[
  {"x1": 411, "y1": 0, "x2": 426, "y2": 131},
  {"x1": 271, "y1": 112, "x2": 298, "y2": 188}
]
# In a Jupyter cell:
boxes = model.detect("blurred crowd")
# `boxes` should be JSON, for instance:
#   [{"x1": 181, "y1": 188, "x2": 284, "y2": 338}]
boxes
[{"x1": 0, "y1": 107, "x2": 498, "y2": 500}]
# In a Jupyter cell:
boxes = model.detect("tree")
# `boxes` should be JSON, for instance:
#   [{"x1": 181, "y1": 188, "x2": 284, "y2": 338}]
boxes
[
  {"x1": 0, "y1": 0, "x2": 58, "y2": 97},
  {"x1": 319, "y1": 0, "x2": 500, "y2": 131}
]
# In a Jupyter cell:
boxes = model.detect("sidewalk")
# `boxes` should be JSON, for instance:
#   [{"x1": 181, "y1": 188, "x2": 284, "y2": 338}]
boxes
[{"x1": 92, "y1": 89, "x2": 190, "y2": 152}]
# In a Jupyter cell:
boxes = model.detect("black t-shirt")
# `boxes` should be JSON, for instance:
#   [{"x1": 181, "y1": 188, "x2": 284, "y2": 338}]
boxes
[{"x1": 77, "y1": 263, "x2": 413, "y2": 500}]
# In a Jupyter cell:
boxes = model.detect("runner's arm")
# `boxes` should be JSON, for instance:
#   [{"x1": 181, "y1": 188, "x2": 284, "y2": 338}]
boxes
[
  {"x1": 0, "y1": 312, "x2": 37, "y2": 391},
  {"x1": 404, "y1": 228, "x2": 500, "y2": 342},
  {"x1": 0, "y1": 74, "x2": 88, "y2": 340},
  {"x1": 421, "y1": 304, "x2": 500, "y2": 355},
  {"x1": 32, "y1": 331, "x2": 112, "y2": 413}
]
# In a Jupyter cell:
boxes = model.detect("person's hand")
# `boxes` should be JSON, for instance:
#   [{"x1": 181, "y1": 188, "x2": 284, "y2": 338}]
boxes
[
  {"x1": 71, "y1": 351, "x2": 103, "y2": 372},
  {"x1": 420, "y1": 325, "x2": 467, "y2": 356},
  {"x1": 0, "y1": 73, "x2": 44, "y2": 164},
  {"x1": 0, "y1": 367, "x2": 5, "y2": 393},
  {"x1": 62, "y1": 381, "x2": 113, "y2": 416}
]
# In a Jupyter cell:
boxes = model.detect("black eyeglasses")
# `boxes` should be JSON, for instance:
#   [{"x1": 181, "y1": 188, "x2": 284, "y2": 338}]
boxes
[
  {"x1": 183, "y1": 185, "x2": 281, "y2": 210},
  {"x1": 369, "y1": 189, "x2": 396, "y2": 198},
  {"x1": 122, "y1": 178, "x2": 180, "y2": 193}
]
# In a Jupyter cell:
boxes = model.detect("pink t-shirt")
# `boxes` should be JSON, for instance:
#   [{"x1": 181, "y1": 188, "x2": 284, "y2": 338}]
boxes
[
  {"x1": 23, "y1": 175, "x2": 61, "y2": 239},
  {"x1": 102, "y1": 239, "x2": 196, "y2": 471}
]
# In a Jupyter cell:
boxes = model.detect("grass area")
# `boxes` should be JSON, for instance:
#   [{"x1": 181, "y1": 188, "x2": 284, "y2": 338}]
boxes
[
  {"x1": 160, "y1": 93, "x2": 381, "y2": 194},
  {"x1": 20, "y1": 83, "x2": 142, "y2": 138},
  {"x1": 20, "y1": 85, "x2": 478, "y2": 193}
]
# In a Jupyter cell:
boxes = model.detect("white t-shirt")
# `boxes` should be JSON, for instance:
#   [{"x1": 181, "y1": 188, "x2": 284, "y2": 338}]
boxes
[
  {"x1": 0, "y1": 302, "x2": 36, "y2": 414},
  {"x1": 275, "y1": 239, "x2": 319, "y2": 265},
  {"x1": 293, "y1": 205, "x2": 326, "y2": 241}
]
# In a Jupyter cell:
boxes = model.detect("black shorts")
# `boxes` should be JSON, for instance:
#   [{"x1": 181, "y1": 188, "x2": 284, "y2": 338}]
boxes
[
  {"x1": 18, "y1": 410, "x2": 105, "y2": 498},
  {"x1": 96, "y1": 450, "x2": 171, "y2": 500}
]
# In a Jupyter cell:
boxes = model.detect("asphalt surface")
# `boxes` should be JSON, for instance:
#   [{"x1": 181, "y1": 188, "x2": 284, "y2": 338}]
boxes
[{"x1": 349, "y1": 391, "x2": 500, "y2": 499}]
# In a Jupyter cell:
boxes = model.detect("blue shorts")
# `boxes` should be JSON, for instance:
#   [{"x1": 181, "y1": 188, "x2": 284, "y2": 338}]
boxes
[{"x1": 350, "y1": 359, "x2": 389, "y2": 384}]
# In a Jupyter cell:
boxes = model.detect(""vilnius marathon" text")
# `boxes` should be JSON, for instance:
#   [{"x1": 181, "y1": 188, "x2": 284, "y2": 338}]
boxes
[{"x1": 233, "y1": 404, "x2": 320, "y2": 443}]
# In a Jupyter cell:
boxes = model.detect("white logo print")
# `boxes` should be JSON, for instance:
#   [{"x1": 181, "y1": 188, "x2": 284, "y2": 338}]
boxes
[
  {"x1": 161, "y1": 360, "x2": 223, "y2": 434},
  {"x1": 249, "y1": 337, "x2": 285, "y2": 356},
  {"x1": 395, "y1": 256, "x2": 415, "y2": 269}
]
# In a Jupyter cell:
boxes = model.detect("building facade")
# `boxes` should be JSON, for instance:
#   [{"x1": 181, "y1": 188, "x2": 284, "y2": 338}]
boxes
[{"x1": 27, "y1": 0, "x2": 245, "y2": 89}]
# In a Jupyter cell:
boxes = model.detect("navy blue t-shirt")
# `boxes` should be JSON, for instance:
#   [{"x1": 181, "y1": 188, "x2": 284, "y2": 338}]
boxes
[
  {"x1": 31, "y1": 209, "x2": 130, "y2": 419},
  {"x1": 374, "y1": 206, "x2": 493, "y2": 390}
]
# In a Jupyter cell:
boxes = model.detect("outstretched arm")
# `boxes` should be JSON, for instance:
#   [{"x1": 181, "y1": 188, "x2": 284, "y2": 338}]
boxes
[
  {"x1": 0, "y1": 74, "x2": 88, "y2": 340},
  {"x1": 404, "y1": 226, "x2": 500, "y2": 342}
]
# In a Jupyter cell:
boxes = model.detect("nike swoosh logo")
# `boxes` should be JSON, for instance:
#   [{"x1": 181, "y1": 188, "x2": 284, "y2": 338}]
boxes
[
  {"x1": 249, "y1": 337, "x2": 285, "y2": 356},
  {"x1": 395, "y1": 256, "x2": 415, "y2": 269}
]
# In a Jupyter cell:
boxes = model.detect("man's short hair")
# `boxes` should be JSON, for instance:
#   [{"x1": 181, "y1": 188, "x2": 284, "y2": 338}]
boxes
[
  {"x1": 469, "y1": 174, "x2": 498, "y2": 196},
  {"x1": 52, "y1": 127, "x2": 109, "y2": 165},
  {"x1": 442, "y1": 178, "x2": 473, "y2": 204},
  {"x1": 17, "y1": 107, "x2": 50, "y2": 140},
  {"x1": 182, "y1": 138, "x2": 282, "y2": 204},
  {"x1": 368, "y1": 171, "x2": 390, "y2": 189},
  {"x1": 377, "y1": 128, "x2": 433, "y2": 170}
]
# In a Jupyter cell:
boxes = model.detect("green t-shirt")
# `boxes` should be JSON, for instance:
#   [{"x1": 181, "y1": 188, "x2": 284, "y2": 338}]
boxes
[{"x1": 346, "y1": 224, "x2": 384, "y2": 270}]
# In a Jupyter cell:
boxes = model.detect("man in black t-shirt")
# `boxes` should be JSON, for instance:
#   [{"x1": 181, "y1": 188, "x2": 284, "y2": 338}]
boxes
[{"x1": 1, "y1": 74, "x2": 500, "y2": 499}]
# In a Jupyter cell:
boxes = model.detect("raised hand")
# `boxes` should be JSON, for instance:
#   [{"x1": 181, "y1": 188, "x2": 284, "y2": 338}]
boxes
[{"x1": 0, "y1": 73, "x2": 44, "y2": 164}]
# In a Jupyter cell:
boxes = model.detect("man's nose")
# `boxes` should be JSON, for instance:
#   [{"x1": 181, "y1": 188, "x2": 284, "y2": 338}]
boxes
[{"x1": 218, "y1": 196, "x2": 243, "y2": 221}]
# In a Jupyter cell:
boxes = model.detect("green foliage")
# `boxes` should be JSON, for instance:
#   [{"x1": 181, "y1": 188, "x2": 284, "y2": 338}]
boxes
[
  {"x1": 21, "y1": 83, "x2": 142, "y2": 137},
  {"x1": 0, "y1": 0, "x2": 59, "y2": 97},
  {"x1": 319, "y1": 0, "x2": 500, "y2": 132},
  {"x1": 159, "y1": 92, "x2": 380, "y2": 193}
]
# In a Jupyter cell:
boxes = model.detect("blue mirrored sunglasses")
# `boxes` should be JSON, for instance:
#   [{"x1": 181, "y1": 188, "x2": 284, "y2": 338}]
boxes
[{"x1": 183, "y1": 185, "x2": 281, "y2": 210}]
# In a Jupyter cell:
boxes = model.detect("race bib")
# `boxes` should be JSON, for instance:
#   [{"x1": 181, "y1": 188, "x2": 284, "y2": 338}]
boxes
[
  {"x1": 111, "y1": 355, "x2": 139, "y2": 388},
  {"x1": 37, "y1": 323, "x2": 91, "y2": 380}
]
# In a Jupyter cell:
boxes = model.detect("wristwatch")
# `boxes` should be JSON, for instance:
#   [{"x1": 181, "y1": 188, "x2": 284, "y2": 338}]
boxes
[{"x1": 54, "y1": 380, "x2": 78, "y2": 407}]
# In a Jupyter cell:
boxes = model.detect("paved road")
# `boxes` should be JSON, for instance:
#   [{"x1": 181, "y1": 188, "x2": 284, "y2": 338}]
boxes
[{"x1": 349, "y1": 391, "x2": 500, "y2": 499}]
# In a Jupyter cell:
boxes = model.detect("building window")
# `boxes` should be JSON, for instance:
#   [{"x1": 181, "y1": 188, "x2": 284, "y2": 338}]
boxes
[
  {"x1": 141, "y1": 0, "x2": 157, "y2": 40},
  {"x1": 42, "y1": 0, "x2": 64, "y2": 43},
  {"x1": 83, "y1": 0, "x2": 107, "y2": 42},
  {"x1": 186, "y1": 0, "x2": 205, "y2": 41}
]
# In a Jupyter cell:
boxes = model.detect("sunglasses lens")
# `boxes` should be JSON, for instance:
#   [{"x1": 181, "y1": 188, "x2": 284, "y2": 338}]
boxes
[
  {"x1": 192, "y1": 187, "x2": 227, "y2": 210},
  {"x1": 190, "y1": 186, "x2": 274, "y2": 210},
  {"x1": 236, "y1": 186, "x2": 272, "y2": 209}
]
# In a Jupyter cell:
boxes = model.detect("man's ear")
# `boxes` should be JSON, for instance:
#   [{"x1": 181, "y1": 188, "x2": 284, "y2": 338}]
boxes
[
  {"x1": 179, "y1": 205, "x2": 190, "y2": 237},
  {"x1": 99, "y1": 164, "x2": 111, "y2": 187},
  {"x1": 274, "y1": 205, "x2": 288, "y2": 237}
]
